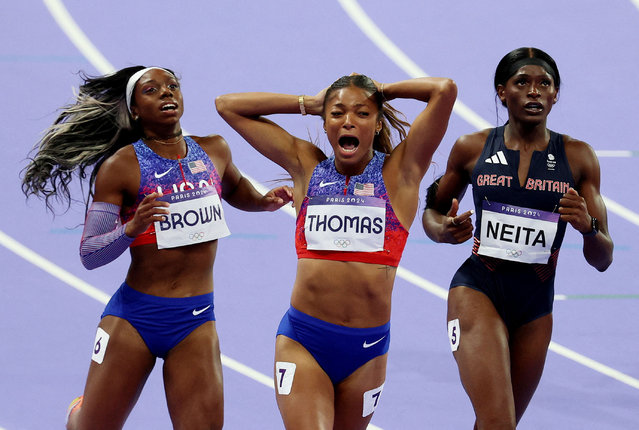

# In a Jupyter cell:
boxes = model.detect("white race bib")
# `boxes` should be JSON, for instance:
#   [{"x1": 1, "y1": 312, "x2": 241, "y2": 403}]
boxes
[
  {"x1": 305, "y1": 195, "x2": 385, "y2": 252},
  {"x1": 477, "y1": 201, "x2": 559, "y2": 264},
  {"x1": 154, "y1": 186, "x2": 230, "y2": 249}
]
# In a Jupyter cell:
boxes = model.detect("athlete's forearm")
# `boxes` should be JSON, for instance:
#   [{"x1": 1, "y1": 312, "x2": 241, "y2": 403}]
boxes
[
  {"x1": 422, "y1": 208, "x2": 450, "y2": 243},
  {"x1": 223, "y1": 176, "x2": 269, "y2": 212},
  {"x1": 79, "y1": 202, "x2": 135, "y2": 269},
  {"x1": 583, "y1": 232, "x2": 614, "y2": 272}
]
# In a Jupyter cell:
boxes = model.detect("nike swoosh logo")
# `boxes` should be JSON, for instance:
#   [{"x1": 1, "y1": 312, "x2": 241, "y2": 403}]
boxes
[
  {"x1": 154, "y1": 166, "x2": 175, "y2": 179},
  {"x1": 363, "y1": 335, "x2": 386, "y2": 348},
  {"x1": 192, "y1": 305, "x2": 211, "y2": 316},
  {"x1": 319, "y1": 181, "x2": 338, "y2": 188}
]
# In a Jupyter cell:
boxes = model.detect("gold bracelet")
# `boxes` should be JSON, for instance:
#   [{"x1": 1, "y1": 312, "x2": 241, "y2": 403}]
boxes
[{"x1": 298, "y1": 95, "x2": 307, "y2": 115}]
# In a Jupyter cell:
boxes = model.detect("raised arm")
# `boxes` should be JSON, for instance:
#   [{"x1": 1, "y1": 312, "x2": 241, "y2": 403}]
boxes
[
  {"x1": 561, "y1": 138, "x2": 614, "y2": 271},
  {"x1": 215, "y1": 92, "x2": 325, "y2": 179},
  {"x1": 384, "y1": 77, "x2": 457, "y2": 184}
]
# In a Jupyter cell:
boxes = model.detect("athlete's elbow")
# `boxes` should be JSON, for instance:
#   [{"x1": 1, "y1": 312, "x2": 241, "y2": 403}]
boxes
[
  {"x1": 588, "y1": 251, "x2": 613, "y2": 272},
  {"x1": 214, "y1": 95, "x2": 234, "y2": 118},
  {"x1": 442, "y1": 78, "x2": 458, "y2": 95},
  {"x1": 214, "y1": 95, "x2": 226, "y2": 114},
  {"x1": 437, "y1": 78, "x2": 458, "y2": 104},
  {"x1": 79, "y1": 246, "x2": 104, "y2": 270},
  {"x1": 595, "y1": 255, "x2": 613, "y2": 272},
  {"x1": 79, "y1": 254, "x2": 100, "y2": 270}
]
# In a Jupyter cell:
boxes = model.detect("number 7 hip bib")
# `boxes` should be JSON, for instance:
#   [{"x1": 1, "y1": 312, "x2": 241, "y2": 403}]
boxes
[
  {"x1": 477, "y1": 201, "x2": 559, "y2": 264},
  {"x1": 305, "y1": 195, "x2": 386, "y2": 252},
  {"x1": 154, "y1": 186, "x2": 230, "y2": 249}
]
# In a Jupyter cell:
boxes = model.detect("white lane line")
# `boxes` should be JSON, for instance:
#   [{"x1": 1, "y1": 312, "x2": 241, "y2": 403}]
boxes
[
  {"x1": 221, "y1": 355, "x2": 274, "y2": 388},
  {"x1": 396, "y1": 266, "x2": 448, "y2": 300},
  {"x1": 42, "y1": 0, "x2": 114, "y2": 73},
  {"x1": 550, "y1": 342, "x2": 639, "y2": 389},
  {"x1": 336, "y1": 0, "x2": 490, "y2": 131},
  {"x1": 337, "y1": 0, "x2": 639, "y2": 228},
  {"x1": 337, "y1": 0, "x2": 639, "y2": 391},
  {"x1": 0, "y1": 230, "x2": 110, "y2": 304},
  {"x1": 595, "y1": 150, "x2": 637, "y2": 158},
  {"x1": 604, "y1": 196, "x2": 639, "y2": 227}
]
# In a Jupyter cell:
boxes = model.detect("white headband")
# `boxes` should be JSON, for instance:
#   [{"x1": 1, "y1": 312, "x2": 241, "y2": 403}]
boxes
[{"x1": 125, "y1": 67, "x2": 170, "y2": 114}]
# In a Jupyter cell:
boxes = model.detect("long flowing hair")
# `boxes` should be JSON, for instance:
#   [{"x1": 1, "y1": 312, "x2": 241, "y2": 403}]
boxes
[
  {"x1": 21, "y1": 65, "x2": 164, "y2": 212},
  {"x1": 322, "y1": 74, "x2": 410, "y2": 154}
]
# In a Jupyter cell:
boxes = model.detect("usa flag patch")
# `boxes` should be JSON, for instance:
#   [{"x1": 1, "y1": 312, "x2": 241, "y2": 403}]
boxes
[
  {"x1": 354, "y1": 182, "x2": 374, "y2": 196},
  {"x1": 188, "y1": 160, "x2": 207, "y2": 174}
]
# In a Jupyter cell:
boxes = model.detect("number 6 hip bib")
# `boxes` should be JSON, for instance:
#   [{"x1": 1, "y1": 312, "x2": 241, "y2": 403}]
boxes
[
  {"x1": 154, "y1": 186, "x2": 230, "y2": 249},
  {"x1": 305, "y1": 195, "x2": 386, "y2": 252},
  {"x1": 477, "y1": 201, "x2": 559, "y2": 264}
]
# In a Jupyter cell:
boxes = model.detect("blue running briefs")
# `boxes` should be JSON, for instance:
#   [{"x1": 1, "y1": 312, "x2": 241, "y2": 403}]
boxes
[
  {"x1": 277, "y1": 306, "x2": 390, "y2": 384},
  {"x1": 102, "y1": 282, "x2": 215, "y2": 358}
]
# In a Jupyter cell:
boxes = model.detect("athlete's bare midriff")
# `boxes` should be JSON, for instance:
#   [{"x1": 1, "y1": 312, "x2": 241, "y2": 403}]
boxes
[
  {"x1": 125, "y1": 240, "x2": 217, "y2": 297},
  {"x1": 291, "y1": 258, "x2": 396, "y2": 327}
]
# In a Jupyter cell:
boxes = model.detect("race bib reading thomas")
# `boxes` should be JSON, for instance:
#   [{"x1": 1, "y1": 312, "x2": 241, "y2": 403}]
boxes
[{"x1": 305, "y1": 195, "x2": 386, "y2": 252}]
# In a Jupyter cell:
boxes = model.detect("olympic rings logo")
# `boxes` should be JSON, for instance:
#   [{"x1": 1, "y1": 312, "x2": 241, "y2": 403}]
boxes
[
  {"x1": 333, "y1": 239, "x2": 351, "y2": 248},
  {"x1": 506, "y1": 249, "x2": 523, "y2": 257},
  {"x1": 189, "y1": 232, "x2": 206, "y2": 240}
]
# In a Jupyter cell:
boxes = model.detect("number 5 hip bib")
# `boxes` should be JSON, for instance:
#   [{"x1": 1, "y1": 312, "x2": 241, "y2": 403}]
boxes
[
  {"x1": 477, "y1": 201, "x2": 559, "y2": 264},
  {"x1": 305, "y1": 195, "x2": 386, "y2": 252},
  {"x1": 154, "y1": 186, "x2": 230, "y2": 249}
]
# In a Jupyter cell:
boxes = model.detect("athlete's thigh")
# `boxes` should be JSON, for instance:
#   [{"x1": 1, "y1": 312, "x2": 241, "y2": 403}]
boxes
[
  {"x1": 163, "y1": 321, "x2": 224, "y2": 430},
  {"x1": 274, "y1": 334, "x2": 335, "y2": 430},
  {"x1": 447, "y1": 287, "x2": 515, "y2": 421},
  {"x1": 334, "y1": 353, "x2": 387, "y2": 430},
  {"x1": 509, "y1": 313, "x2": 553, "y2": 423},
  {"x1": 76, "y1": 315, "x2": 156, "y2": 430}
]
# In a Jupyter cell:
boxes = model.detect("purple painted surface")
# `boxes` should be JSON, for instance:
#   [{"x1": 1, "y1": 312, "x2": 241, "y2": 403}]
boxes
[{"x1": 1, "y1": 0, "x2": 638, "y2": 428}]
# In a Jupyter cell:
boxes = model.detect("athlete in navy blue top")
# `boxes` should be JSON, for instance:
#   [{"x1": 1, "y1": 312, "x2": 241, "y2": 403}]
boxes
[
  {"x1": 217, "y1": 74, "x2": 457, "y2": 429},
  {"x1": 23, "y1": 66, "x2": 292, "y2": 430},
  {"x1": 422, "y1": 48, "x2": 613, "y2": 429}
]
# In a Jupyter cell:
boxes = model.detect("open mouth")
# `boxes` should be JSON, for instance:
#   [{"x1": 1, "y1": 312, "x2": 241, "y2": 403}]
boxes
[
  {"x1": 161, "y1": 103, "x2": 178, "y2": 111},
  {"x1": 524, "y1": 102, "x2": 543, "y2": 112},
  {"x1": 338, "y1": 136, "x2": 360, "y2": 152}
]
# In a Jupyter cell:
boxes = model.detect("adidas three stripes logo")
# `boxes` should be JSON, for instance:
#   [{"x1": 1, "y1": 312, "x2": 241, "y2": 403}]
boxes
[{"x1": 485, "y1": 150, "x2": 508, "y2": 165}]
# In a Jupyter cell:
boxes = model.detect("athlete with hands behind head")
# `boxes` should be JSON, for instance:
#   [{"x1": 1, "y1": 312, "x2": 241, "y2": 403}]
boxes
[
  {"x1": 22, "y1": 66, "x2": 292, "y2": 430},
  {"x1": 216, "y1": 73, "x2": 456, "y2": 429},
  {"x1": 422, "y1": 47, "x2": 613, "y2": 429}
]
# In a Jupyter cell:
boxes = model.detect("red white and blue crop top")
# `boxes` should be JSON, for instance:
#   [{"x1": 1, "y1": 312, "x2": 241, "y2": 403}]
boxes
[
  {"x1": 120, "y1": 137, "x2": 224, "y2": 247},
  {"x1": 295, "y1": 151, "x2": 408, "y2": 266}
]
